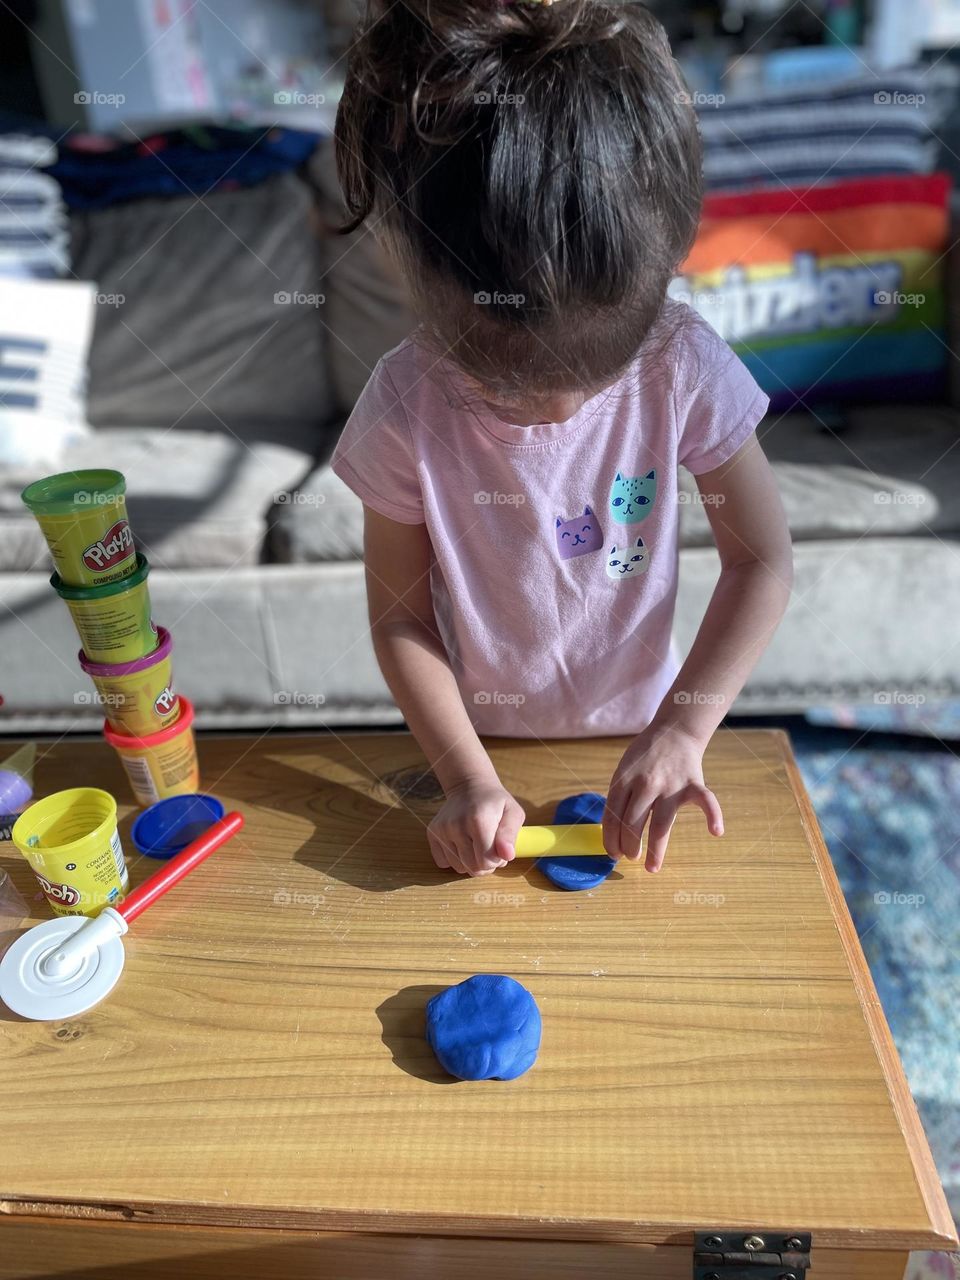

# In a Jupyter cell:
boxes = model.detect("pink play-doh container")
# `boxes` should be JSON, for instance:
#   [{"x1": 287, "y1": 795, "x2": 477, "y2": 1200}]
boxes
[
  {"x1": 79, "y1": 625, "x2": 179, "y2": 737},
  {"x1": 104, "y1": 697, "x2": 200, "y2": 808}
]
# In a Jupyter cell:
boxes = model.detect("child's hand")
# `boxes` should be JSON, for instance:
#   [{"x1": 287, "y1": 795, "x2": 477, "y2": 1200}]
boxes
[
  {"x1": 427, "y1": 780, "x2": 524, "y2": 877},
  {"x1": 603, "y1": 725, "x2": 723, "y2": 872}
]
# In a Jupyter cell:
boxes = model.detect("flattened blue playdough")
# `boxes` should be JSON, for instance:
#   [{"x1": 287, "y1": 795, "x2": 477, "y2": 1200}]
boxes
[
  {"x1": 537, "y1": 791, "x2": 617, "y2": 892},
  {"x1": 426, "y1": 974, "x2": 541, "y2": 1080}
]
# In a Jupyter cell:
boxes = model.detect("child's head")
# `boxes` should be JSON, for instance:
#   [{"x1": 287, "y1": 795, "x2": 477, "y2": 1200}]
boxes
[{"x1": 337, "y1": 0, "x2": 701, "y2": 406}]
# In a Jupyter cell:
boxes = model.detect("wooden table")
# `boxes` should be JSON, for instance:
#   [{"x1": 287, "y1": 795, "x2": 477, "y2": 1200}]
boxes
[{"x1": 0, "y1": 730, "x2": 955, "y2": 1279}]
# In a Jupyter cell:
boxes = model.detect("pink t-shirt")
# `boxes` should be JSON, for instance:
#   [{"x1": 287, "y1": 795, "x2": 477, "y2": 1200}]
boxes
[{"x1": 332, "y1": 301, "x2": 768, "y2": 738}]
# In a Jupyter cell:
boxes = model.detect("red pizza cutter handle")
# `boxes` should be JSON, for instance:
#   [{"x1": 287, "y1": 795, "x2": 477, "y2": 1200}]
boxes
[{"x1": 118, "y1": 811, "x2": 245, "y2": 924}]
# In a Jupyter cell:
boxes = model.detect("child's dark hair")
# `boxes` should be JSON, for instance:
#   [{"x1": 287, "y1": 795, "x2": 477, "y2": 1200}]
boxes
[{"x1": 337, "y1": 0, "x2": 702, "y2": 398}]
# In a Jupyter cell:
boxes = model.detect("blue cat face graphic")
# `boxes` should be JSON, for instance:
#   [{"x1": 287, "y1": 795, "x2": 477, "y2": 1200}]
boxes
[
  {"x1": 606, "y1": 536, "x2": 648, "y2": 580},
  {"x1": 609, "y1": 470, "x2": 656, "y2": 524}
]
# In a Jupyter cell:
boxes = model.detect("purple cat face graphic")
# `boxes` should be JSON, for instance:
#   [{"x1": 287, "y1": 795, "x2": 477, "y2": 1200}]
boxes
[{"x1": 555, "y1": 506, "x2": 604, "y2": 560}]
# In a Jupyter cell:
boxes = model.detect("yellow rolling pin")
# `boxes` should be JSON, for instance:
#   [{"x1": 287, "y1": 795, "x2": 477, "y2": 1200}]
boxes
[{"x1": 513, "y1": 823, "x2": 607, "y2": 859}]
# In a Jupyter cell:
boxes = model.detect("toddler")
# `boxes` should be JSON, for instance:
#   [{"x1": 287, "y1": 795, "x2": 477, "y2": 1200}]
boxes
[{"x1": 331, "y1": 0, "x2": 793, "y2": 876}]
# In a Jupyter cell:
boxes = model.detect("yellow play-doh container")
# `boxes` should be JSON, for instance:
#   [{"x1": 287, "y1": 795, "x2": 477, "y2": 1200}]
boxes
[
  {"x1": 52, "y1": 553, "x2": 157, "y2": 664},
  {"x1": 12, "y1": 787, "x2": 128, "y2": 918},
  {"x1": 21, "y1": 469, "x2": 137, "y2": 587},
  {"x1": 79, "y1": 624, "x2": 179, "y2": 737},
  {"x1": 104, "y1": 696, "x2": 200, "y2": 807}
]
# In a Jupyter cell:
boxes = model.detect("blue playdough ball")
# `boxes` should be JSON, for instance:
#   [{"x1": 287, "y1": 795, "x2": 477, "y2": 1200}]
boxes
[
  {"x1": 537, "y1": 791, "x2": 617, "y2": 892},
  {"x1": 426, "y1": 974, "x2": 542, "y2": 1081}
]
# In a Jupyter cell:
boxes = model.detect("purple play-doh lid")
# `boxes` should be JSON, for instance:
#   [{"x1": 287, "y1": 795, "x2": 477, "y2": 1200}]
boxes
[
  {"x1": 0, "y1": 769, "x2": 32, "y2": 839},
  {"x1": 78, "y1": 625, "x2": 172, "y2": 677},
  {"x1": 0, "y1": 769, "x2": 32, "y2": 813}
]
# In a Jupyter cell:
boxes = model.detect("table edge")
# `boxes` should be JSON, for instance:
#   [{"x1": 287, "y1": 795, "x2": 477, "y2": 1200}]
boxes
[
  {"x1": 0, "y1": 1198, "x2": 956, "y2": 1251},
  {"x1": 775, "y1": 729, "x2": 958, "y2": 1249}
]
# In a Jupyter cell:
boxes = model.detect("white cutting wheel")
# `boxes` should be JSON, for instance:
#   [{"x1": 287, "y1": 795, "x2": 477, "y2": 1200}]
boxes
[{"x1": 0, "y1": 916, "x2": 125, "y2": 1021}]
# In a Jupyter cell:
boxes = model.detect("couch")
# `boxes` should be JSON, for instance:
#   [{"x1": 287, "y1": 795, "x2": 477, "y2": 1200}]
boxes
[{"x1": 2, "y1": 145, "x2": 959, "y2": 733}]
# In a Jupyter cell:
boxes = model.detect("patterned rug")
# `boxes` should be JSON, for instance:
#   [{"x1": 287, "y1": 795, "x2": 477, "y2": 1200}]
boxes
[{"x1": 771, "y1": 719, "x2": 960, "y2": 1272}]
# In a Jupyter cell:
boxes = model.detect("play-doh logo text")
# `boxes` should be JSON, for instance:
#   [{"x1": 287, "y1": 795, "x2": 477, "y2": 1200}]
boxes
[
  {"x1": 154, "y1": 687, "x2": 176, "y2": 716},
  {"x1": 36, "y1": 874, "x2": 81, "y2": 907},
  {"x1": 82, "y1": 520, "x2": 133, "y2": 572}
]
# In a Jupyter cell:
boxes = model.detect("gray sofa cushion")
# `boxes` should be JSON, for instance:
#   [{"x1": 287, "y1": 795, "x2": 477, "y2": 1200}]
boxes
[
  {"x1": 680, "y1": 406, "x2": 960, "y2": 546},
  {"x1": 270, "y1": 459, "x2": 364, "y2": 563},
  {"x1": 70, "y1": 172, "x2": 334, "y2": 454},
  {"x1": 273, "y1": 405, "x2": 960, "y2": 564},
  {"x1": 1, "y1": 428, "x2": 313, "y2": 572},
  {"x1": 0, "y1": 561, "x2": 397, "y2": 730},
  {"x1": 4, "y1": 535, "x2": 959, "y2": 732}
]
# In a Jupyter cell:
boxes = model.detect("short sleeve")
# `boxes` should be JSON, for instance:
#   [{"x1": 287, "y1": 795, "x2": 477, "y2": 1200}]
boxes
[
  {"x1": 674, "y1": 309, "x2": 769, "y2": 475},
  {"x1": 331, "y1": 359, "x2": 425, "y2": 523}
]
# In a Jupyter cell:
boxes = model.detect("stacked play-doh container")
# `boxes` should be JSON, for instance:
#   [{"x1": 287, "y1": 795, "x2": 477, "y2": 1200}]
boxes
[
  {"x1": 79, "y1": 624, "x2": 179, "y2": 735},
  {"x1": 21, "y1": 469, "x2": 199, "y2": 805},
  {"x1": 21, "y1": 469, "x2": 137, "y2": 587},
  {"x1": 104, "y1": 697, "x2": 201, "y2": 807}
]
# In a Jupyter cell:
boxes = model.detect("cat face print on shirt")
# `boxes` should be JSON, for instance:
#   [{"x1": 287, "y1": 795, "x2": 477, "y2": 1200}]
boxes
[
  {"x1": 606, "y1": 537, "x2": 648, "y2": 580},
  {"x1": 555, "y1": 506, "x2": 603, "y2": 560},
  {"x1": 609, "y1": 470, "x2": 656, "y2": 524}
]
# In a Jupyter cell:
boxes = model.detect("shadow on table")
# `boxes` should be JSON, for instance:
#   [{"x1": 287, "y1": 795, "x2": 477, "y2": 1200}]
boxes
[
  {"x1": 255, "y1": 750, "x2": 550, "y2": 894},
  {"x1": 376, "y1": 984, "x2": 459, "y2": 1084}
]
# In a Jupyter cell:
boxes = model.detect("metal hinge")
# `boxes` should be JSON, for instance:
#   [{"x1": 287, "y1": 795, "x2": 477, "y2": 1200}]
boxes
[{"x1": 693, "y1": 1230, "x2": 812, "y2": 1280}]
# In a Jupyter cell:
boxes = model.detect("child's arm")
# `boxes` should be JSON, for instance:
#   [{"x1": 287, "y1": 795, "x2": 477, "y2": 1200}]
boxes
[
  {"x1": 603, "y1": 435, "x2": 793, "y2": 869},
  {"x1": 363, "y1": 506, "x2": 523, "y2": 875}
]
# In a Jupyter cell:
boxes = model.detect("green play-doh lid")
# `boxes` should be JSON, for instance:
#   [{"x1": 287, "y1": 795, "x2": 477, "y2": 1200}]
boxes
[
  {"x1": 51, "y1": 552, "x2": 150, "y2": 599},
  {"x1": 21, "y1": 469, "x2": 127, "y2": 516}
]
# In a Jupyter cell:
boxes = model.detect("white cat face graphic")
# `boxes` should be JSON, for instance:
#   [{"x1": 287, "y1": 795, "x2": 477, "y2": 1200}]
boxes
[{"x1": 606, "y1": 536, "x2": 648, "y2": 580}]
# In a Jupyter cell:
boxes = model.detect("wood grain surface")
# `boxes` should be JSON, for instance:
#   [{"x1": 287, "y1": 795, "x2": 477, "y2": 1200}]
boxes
[{"x1": 0, "y1": 729, "x2": 954, "y2": 1253}]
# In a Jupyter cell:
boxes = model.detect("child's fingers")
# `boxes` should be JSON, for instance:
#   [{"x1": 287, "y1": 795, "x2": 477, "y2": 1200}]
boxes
[
  {"x1": 463, "y1": 809, "x2": 509, "y2": 875},
  {"x1": 428, "y1": 828, "x2": 468, "y2": 876},
  {"x1": 494, "y1": 800, "x2": 524, "y2": 863},
  {"x1": 427, "y1": 829, "x2": 452, "y2": 869},
  {"x1": 619, "y1": 790, "x2": 653, "y2": 861},
  {"x1": 644, "y1": 798, "x2": 679, "y2": 873},
  {"x1": 692, "y1": 785, "x2": 724, "y2": 836},
  {"x1": 602, "y1": 787, "x2": 628, "y2": 857},
  {"x1": 466, "y1": 838, "x2": 507, "y2": 876}
]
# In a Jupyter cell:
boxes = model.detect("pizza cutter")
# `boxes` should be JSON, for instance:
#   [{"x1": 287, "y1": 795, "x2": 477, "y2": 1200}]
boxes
[
  {"x1": 513, "y1": 823, "x2": 606, "y2": 858},
  {"x1": 0, "y1": 811, "x2": 243, "y2": 1021}
]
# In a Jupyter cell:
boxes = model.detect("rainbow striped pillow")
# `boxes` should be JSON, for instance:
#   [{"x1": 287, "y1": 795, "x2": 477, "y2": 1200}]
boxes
[{"x1": 670, "y1": 173, "x2": 951, "y2": 411}]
